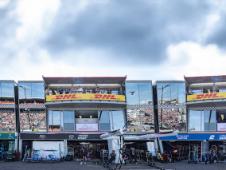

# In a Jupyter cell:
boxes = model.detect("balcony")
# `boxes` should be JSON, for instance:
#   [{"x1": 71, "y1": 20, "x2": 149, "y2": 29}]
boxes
[{"x1": 187, "y1": 92, "x2": 226, "y2": 107}]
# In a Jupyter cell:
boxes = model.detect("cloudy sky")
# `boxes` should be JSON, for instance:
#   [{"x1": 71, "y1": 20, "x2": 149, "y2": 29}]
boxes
[{"x1": 0, "y1": 0, "x2": 226, "y2": 81}]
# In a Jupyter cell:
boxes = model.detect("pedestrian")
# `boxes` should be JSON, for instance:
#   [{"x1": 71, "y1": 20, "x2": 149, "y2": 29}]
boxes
[{"x1": 80, "y1": 147, "x2": 87, "y2": 165}]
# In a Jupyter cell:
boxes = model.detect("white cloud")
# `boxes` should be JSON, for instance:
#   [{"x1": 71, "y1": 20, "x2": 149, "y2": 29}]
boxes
[
  {"x1": 15, "y1": 0, "x2": 61, "y2": 43},
  {"x1": 0, "y1": 0, "x2": 10, "y2": 8},
  {"x1": 167, "y1": 41, "x2": 226, "y2": 78}
]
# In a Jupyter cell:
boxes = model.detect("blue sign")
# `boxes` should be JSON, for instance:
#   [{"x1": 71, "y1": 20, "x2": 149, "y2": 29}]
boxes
[{"x1": 160, "y1": 133, "x2": 226, "y2": 141}]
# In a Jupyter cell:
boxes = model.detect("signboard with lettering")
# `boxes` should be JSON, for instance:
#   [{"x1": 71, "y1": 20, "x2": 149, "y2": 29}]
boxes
[
  {"x1": 0, "y1": 133, "x2": 15, "y2": 139},
  {"x1": 46, "y1": 93, "x2": 126, "y2": 102},
  {"x1": 20, "y1": 133, "x2": 102, "y2": 140},
  {"x1": 217, "y1": 123, "x2": 226, "y2": 131},
  {"x1": 187, "y1": 92, "x2": 226, "y2": 102},
  {"x1": 160, "y1": 133, "x2": 226, "y2": 141},
  {"x1": 76, "y1": 124, "x2": 98, "y2": 132}
]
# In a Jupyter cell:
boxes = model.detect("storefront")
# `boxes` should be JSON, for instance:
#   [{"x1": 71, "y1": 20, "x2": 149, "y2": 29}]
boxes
[
  {"x1": 160, "y1": 133, "x2": 226, "y2": 161},
  {"x1": 0, "y1": 132, "x2": 16, "y2": 159},
  {"x1": 20, "y1": 132, "x2": 106, "y2": 160}
]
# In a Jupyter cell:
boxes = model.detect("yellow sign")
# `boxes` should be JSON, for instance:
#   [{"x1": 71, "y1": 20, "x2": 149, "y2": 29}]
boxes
[
  {"x1": 46, "y1": 93, "x2": 126, "y2": 102},
  {"x1": 187, "y1": 92, "x2": 226, "y2": 101}
]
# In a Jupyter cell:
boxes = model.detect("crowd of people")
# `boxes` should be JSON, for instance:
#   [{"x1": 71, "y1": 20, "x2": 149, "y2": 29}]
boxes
[
  {"x1": 0, "y1": 110, "x2": 16, "y2": 131},
  {"x1": 20, "y1": 111, "x2": 46, "y2": 132},
  {"x1": 46, "y1": 87, "x2": 122, "y2": 96}
]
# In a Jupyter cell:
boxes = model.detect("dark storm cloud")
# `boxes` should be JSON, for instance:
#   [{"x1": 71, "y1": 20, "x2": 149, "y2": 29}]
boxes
[
  {"x1": 43, "y1": 0, "x2": 213, "y2": 65},
  {"x1": 0, "y1": 1, "x2": 17, "y2": 39},
  {"x1": 206, "y1": 12, "x2": 226, "y2": 48},
  {"x1": 0, "y1": 1, "x2": 18, "y2": 58}
]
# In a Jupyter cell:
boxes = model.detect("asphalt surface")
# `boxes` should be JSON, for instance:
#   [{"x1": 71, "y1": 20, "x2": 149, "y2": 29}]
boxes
[{"x1": 0, "y1": 161, "x2": 225, "y2": 170}]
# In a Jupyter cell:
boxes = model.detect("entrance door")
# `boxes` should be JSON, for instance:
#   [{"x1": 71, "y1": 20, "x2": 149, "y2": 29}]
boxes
[{"x1": 68, "y1": 141, "x2": 107, "y2": 160}]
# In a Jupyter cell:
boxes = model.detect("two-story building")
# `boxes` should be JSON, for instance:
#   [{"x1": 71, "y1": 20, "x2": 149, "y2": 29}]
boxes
[
  {"x1": 159, "y1": 76, "x2": 226, "y2": 161},
  {"x1": 19, "y1": 77, "x2": 127, "y2": 160},
  {"x1": 185, "y1": 75, "x2": 226, "y2": 161}
]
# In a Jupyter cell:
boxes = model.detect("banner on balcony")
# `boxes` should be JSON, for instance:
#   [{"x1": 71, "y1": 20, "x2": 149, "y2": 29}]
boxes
[
  {"x1": 187, "y1": 92, "x2": 226, "y2": 101},
  {"x1": 46, "y1": 93, "x2": 126, "y2": 102}
]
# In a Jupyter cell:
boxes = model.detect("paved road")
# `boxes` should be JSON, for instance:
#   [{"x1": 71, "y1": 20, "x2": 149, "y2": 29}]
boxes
[{"x1": 0, "y1": 161, "x2": 225, "y2": 170}]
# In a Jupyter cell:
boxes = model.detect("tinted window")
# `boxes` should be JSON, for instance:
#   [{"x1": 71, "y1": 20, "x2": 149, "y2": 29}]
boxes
[
  {"x1": 111, "y1": 110, "x2": 125, "y2": 130},
  {"x1": 99, "y1": 111, "x2": 111, "y2": 131},
  {"x1": 157, "y1": 82, "x2": 186, "y2": 132},
  {"x1": 189, "y1": 110, "x2": 217, "y2": 132},
  {"x1": 126, "y1": 81, "x2": 154, "y2": 132},
  {"x1": 0, "y1": 82, "x2": 14, "y2": 98},
  {"x1": 19, "y1": 82, "x2": 44, "y2": 99}
]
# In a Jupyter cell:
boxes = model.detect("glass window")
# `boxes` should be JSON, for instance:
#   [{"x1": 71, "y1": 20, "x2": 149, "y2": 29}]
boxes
[
  {"x1": 189, "y1": 110, "x2": 217, "y2": 132},
  {"x1": 0, "y1": 82, "x2": 14, "y2": 98},
  {"x1": 111, "y1": 110, "x2": 125, "y2": 130},
  {"x1": 48, "y1": 111, "x2": 53, "y2": 125},
  {"x1": 189, "y1": 110, "x2": 203, "y2": 131},
  {"x1": 126, "y1": 82, "x2": 153, "y2": 105},
  {"x1": 99, "y1": 111, "x2": 111, "y2": 131},
  {"x1": 63, "y1": 111, "x2": 74, "y2": 123},
  {"x1": 126, "y1": 81, "x2": 154, "y2": 133},
  {"x1": 19, "y1": 82, "x2": 44, "y2": 99},
  {"x1": 52, "y1": 111, "x2": 61, "y2": 125},
  {"x1": 63, "y1": 111, "x2": 75, "y2": 131},
  {"x1": 203, "y1": 110, "x2": 217, "y2": 131},
  {"x1": 31, "y1": 82, "x2": 44, "y2": 99},
  {"x1": 204, "y1": 110, "x2": 216, "y2": 131},
  {"x1": 19, "y1": 82, "x2": 32, "y2": 99},
  {"x1": 157, "y1": 82, "x2": 186, "y2": 132},
  {"x1": 157, "y1": 82, "x2": 185, "y2": 105}
]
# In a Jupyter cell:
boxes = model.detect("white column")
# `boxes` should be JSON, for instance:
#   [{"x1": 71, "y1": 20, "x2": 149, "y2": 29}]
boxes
[
  {"x1": 107, "y1": 136, "x2": 120, "y2": 163},
  {"x1": 64, "y1": 139, "x2": 68, "y2": 156}
]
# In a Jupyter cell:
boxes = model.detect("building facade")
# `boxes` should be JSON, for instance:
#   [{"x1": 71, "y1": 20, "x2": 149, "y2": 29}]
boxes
[
  {"x1": 0, "y1": 80, "x2": 16, "y2": 156},
  {"x1": 0, "y1": 75, "x2": 225, "y2": 162},
  {"x1": 18, "y1": 77, "x2": 127, "y2": 160},
  {"x1": 185, "y1": 75, "x2": 226, "y2": 161}
]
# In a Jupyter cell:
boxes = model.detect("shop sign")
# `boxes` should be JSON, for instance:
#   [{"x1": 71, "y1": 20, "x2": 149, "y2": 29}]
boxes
[
  {"x1": 187, "y1": 92, "x2": 226, "y2": 102},
  {"x1": 217, "y1": 123, "x2": 226, "y2": 131},
  {"x1": 219, "y1": 135, "x2": 226, "y2": 140},
  {"x1": 160, "y1": 133, "x2": 219, "y2": 141},
  {"x1": 77, "y1": 135, "x2": 88, "y2": 140},
  {"x1": 76, "y1": 124, "x2": 98, "y2": 132},
  {"x1": 46, "y1": 93, "x2": 126, "y2": 102},
  {"x1": 68, "y1": 135, "x2": 76, "y2": 140},
  {"x1": 0, "y1": 133, "x2": 15, "y2": 139},
  {"x1": 176, "y1": 135, "x2": 189, "y2": 140}
]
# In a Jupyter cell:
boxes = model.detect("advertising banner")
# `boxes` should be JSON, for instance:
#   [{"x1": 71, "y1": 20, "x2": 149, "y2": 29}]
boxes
[
  {"x1": 187, "y1": 92, "x2": 226, "y2": 102},
  {"x1": 160, "y1": 133, "x2": 226, "y2": 141},
  {"x1": 76, "y1": 123, "x2": 98, "y2": 131},
  {"x1": 46, "y1": 93, "x2": 125, "y2": 102}
]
